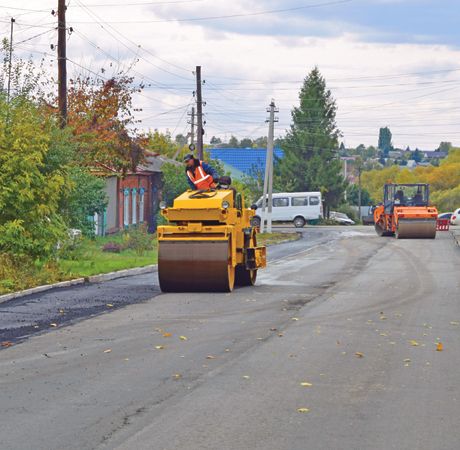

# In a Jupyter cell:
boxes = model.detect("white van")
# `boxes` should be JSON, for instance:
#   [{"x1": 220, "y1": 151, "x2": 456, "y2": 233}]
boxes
[{"x1": 253, "y1": 192, "x2": 323, "y2": 228}]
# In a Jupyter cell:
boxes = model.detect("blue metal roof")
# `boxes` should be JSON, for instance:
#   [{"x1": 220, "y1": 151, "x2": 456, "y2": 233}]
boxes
[{"x1": 208, "y1": 148, "x2": 284, "y2": 178}]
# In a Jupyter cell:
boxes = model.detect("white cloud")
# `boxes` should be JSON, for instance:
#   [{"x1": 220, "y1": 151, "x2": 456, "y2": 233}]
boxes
[{"x1": 3, "y1": 0, "x2": 460, "y2": 148}]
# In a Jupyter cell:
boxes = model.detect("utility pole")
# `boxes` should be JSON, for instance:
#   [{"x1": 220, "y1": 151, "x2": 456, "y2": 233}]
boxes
[
  {"x1": 7, "y1": 18, "x2": 15, "y2": 102},
  {"x1": 260, "y1": 100, "x2": 278, "y2": 233},
  {"x1": 188, "y1": 106, "x2": 195, "y2": 147},
  {"x1": 358, "y1": 164, "x2": 362, "y2": 223},
  {"x1": 195, "y1": 66, "x2": 204, "y2": 160},
  {"x1": 58, "y1": 0, "x2": 67, "y2": 128}
]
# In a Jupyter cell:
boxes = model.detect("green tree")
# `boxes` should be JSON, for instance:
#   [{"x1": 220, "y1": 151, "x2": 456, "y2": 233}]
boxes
[
  {"x1": 210, "y1": 136, "x2": 222, "y2": 145},
  {"x1": 0, "y1": 96, "x2": 67, "y2": 258},
  {"x1": 413, "y1": 148, "x2": 422, "y2": 163},
  {"x1": 239, "y1": 138, "x2": 253, "y2": 148},
  {"x1": 346, "y1": 184, "x2": 372, "y2": 206},
  {"x1": 276, "y1": 67, "x2": 346, "y2": 215},
  {"x1": 438, "y1": 142, "x2": 452, "y2": 153},
  {"x1": 378, "y1": 127, "x2": 393, "y2": 157},
  {"x1": 228, "y1": 135, "x2": 239, "y2": 147}
]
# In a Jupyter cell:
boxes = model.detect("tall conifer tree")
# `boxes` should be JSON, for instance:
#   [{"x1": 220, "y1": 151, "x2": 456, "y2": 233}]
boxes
[{"x1": 277, "y1": 67, "x2": 346, "y2": 215}]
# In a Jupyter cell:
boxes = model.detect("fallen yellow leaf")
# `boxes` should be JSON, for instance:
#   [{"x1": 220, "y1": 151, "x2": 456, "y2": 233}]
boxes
[
  {"x1": 50, "y1": 323, "x2": 58, "y2": 327},
  {"x1": 155, "y1": 345, "x2": 165, "y2": 350},
  {"x1": 243, "y1": 375, "x2": 250, "y2": 379},
  {"x1": 355, "y1": 352, "x2": 364, "y2": 358},
  {"x1": 173, "y1": 373, "x2": 182, "y2": 379},
  {"x1": 179, "y1": 336, "x2": 188, "y2": 341},
  {"x1": 300, "y1": 382, "x2": 312, "y2": 387},
  {"x1": 163, "y1": 332, "x2": 172, "y2": 338},
  {"x1": 297, "y1": 408, "x2": 310, "y2": 413},
  {"x1": 410, "y1": 340, "x2": 419, "y2": 347},
  {"x1": 206, "y1": 355, "x2": 216, "y2": 359},
  {"x1": 1, "y1": 341, "x2": 13, "y2": 348},
  {"x1": 404, "y1": 358, "x2": 411, "y2": 363},
  {"x1": 106, "y1": 304, "x2": 114, "y2": 307},
  {"x1": 450, "y1": 321, "x2": 459, "y2": 326},
  {"x1": 291, "y1": 317, "x2": 299, "y2": 321},
  {"x1": 436, "y1": 342, "x2": 443, "y2": 351},
  {"x1": 103, "y1": 349, "x2": 112, "y2": 353}
]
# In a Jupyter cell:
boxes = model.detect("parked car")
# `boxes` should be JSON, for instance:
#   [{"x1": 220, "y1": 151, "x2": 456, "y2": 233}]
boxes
[
  {"x1": 451, "y1": 208, "x2": 460, "y2": 225},
  {"x1": 330, "y1": 211, "x2": 355, "y2": 225},
  {"x1": 253, "y1": 192, "x2": 323, "y2": 228},
  {"x1": 437, "y1": 212, "x2": 453, "y2": 221},
  {"x1": 362, "y1": 206, "x2": 375, "y2": 225}
]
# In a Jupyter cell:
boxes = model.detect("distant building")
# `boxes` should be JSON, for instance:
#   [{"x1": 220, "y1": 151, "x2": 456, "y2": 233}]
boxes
[
  {"x1": 388, "y1": 150, "x2": 403, "y2": 159},
  {"x1": 423, "y1": 150, "x2": 448, "y2": 160},
  {"x1": 208, "y1": 148, "x2": 284, "y2": 179}
]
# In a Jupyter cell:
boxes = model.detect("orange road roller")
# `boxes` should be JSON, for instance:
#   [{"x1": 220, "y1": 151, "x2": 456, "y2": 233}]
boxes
[
  {"x1": 157, "y1": 183, "x2": 266, "y2": 292},
  {"x1": 374, "y1": 183, "x2": 438, "y2": 239}
]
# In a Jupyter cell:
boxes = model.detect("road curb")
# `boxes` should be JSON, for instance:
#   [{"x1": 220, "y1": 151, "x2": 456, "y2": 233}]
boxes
[{"x1": 0, "y1": 265, "x2": 158, "y2": 305}]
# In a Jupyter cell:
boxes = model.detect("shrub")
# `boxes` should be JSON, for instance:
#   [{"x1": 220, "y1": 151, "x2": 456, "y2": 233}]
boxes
[
  {"x1": 122, "y1": 225, "x2": 154, "y2": 256},
  {"x1": 102, "y1": 242, "x2": 123, "y2": 253}
]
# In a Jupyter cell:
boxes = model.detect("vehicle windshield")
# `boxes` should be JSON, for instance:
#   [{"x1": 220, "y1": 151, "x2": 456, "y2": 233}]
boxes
[{"x1": 386, "y1": 184, "x2": 429, "y2": 206}]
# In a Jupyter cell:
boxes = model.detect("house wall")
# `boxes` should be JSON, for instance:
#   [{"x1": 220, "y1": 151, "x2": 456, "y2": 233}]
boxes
[{"x1": 104, "y1": 176, "x2": 118, "y2": 233}]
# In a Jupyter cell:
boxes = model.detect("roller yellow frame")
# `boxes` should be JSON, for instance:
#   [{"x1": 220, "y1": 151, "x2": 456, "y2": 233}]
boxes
[{"x1": 157, "y1": 188, "x2": 266, "y2": 292}]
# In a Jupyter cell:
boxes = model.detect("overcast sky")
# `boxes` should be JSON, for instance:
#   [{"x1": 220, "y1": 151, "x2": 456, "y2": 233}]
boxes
[{"x1": 2, "y1": 0, "x2": 460, "y2": 149}]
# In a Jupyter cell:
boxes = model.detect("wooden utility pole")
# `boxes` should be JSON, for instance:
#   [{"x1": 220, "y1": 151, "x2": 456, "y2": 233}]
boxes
[
  {"x1": 188, "y1": 106, "x2": 195, "y2": 147},
  {"x1": 58, "y1": 0, "x2": 67, "y2": 127},
  {"x1": 7, "y1": 17, "x2": 15, "y2": 102},
  {"x1": 260, "y1": 100, "x2": 278, "y2": 233},
  {"x1": 195, "y1": 66, "x2": 204, "y2": 160},
  {"x1": 358, "y1": 165, "x2": 362, "y2": 222}
]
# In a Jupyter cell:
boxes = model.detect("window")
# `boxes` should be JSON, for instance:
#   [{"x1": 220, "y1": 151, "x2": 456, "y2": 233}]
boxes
[
  {"x1": 309, "y1": 196, "x2": 320, "y2": 205},
  {"x1": 273, "y1": 197, "x2": 289, "y2": 207},
  {"x1": 123, "y1": 188, "x2": 130, "y2": 227},
  {"x1": 132, "y1": 188, "x2": 137, "y2": 225},
  {"x1": 139, "y1": 188, "x2": 145, "y2": 223},
  {"x1": 292, "y1": 197, "x2": 308, "y2": 206}
]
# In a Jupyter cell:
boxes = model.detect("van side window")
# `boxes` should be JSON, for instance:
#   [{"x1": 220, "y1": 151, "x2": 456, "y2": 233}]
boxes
[
  {"x1": 309, "y1": 196, "x2": 320, "y2": 205},
  {"x1": 273, "y1": 197, "x2": 289, "y2": 207},
  {"x1": 292, "y1": 197, "x2": 308, "y2": 206}
]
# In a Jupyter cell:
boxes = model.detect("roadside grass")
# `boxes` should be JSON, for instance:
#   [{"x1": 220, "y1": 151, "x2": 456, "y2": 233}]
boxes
[
  {"x1": 258, "y1": 231, "x2": 300, "y2": 246},
  {"x1": 59, "y1": 233, "x2": 157, "y2": 278}
]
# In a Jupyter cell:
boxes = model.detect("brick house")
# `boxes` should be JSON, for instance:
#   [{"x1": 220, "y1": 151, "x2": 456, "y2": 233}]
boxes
[{"x1": 97, "y1": 153, "x2": 178, "y2": 235}]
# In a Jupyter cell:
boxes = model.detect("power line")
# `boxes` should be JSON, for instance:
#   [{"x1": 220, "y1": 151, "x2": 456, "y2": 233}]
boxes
[
  {"x1": 73, "y1": 0, "x2": 193, "y2": 78},
  {"x1": 69, "y1": 0, "x2": 353, "y2": 23},
  {"x1": 72, "y1": 0, "x2": 204, "y2": 6}
]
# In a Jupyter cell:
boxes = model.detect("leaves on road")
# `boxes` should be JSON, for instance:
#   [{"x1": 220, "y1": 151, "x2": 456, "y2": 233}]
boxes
[
  {"x1": 162, "y1": 332, "x2": 172, "y2": 338},
  {"x1": 50, "y1": 323, "x2": 58, "y2": 327},
  {"x1": 300, "y1": 382, "x2": 312, "y2": 387},
  {"x1": 179, "y1": 336, "x2": 188, "y2": 341},
  {"x1": 206, "y1": 355, "x2": 216, "y2": 359},
  {"x1": 155, "y1": 345, "x2": 165, "y2": 350},
  {"x1": 173, "y1": 373, "x2": 182, "y2": 380},
  {"x1": 106, "y1": 304, "x2": 114, "y2": 308},
  {"x1": 297, "y1": 408, "x2": 310, "y2": 413},
  {"x1": 243, "y1": 375, "x2": 250, "y2": 379},
  {"x1": 436, "y1": 342, "x2": 443, "y2": 351},
  {"x1": 355, "y1": 352, "x2": 364, "y2": 358},
  {"x1": 103, "y1": 349, "x2": 112, "y2": 353},
  {"x1": 410, "y1": 340, "x2": 420, "y2": 347},
  {"x1": 1, "y1": 341, "x2": 13, "y2": 348}
]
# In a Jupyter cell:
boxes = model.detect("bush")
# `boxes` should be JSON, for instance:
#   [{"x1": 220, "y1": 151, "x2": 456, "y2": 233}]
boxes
[
  {"x1": 102, "y1": 242, "x2": 123, "y2": 253},
  {"x1": 122, "y1": 225, "x2": 154, "y2": 256}
]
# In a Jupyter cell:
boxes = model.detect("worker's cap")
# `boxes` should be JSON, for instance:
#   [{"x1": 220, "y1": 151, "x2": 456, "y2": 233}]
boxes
[{"x1": 183, "y1": 153, "x2": 194, "y2": 162}]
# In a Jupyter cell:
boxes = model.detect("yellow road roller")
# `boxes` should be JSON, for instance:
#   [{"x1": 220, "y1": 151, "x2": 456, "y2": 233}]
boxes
[{"x1": 157, "y1": 184, "x2": 266, "y2": 292}]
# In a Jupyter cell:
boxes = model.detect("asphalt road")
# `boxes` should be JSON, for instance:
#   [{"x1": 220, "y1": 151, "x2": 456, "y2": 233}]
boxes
[{"x1": 1, "y1": 226, "x2": 459, "y2": 450}]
